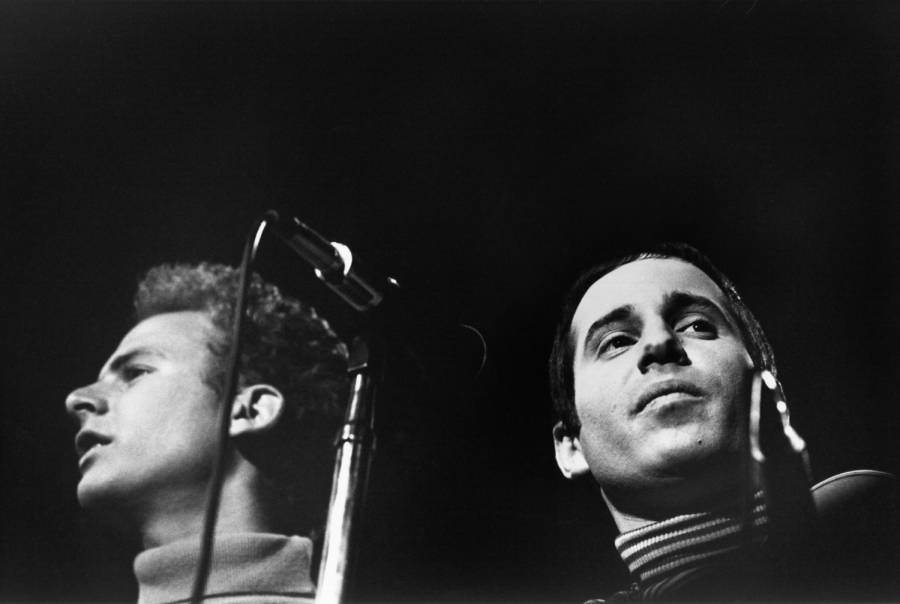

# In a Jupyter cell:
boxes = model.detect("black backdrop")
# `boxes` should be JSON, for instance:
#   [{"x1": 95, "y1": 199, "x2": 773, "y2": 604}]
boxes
[{"x1": 3, "y1": 2, "x2": 900, "y2": 601}]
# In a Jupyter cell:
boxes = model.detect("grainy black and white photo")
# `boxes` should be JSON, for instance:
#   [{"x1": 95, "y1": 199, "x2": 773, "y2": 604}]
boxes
[{"x1": 3, "y1": 2, "x2": 899, "y2": 601}]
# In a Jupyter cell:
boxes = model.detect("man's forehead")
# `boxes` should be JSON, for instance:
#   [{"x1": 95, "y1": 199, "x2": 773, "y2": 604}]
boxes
[
  {"x1": 104, "y1": 311, "x2": 216, "y2": 368},
  {"x1": 572, "y1": 258, "x2": 728, "y2": 332}
]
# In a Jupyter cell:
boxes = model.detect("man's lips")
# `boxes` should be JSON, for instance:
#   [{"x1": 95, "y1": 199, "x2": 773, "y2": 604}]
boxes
[
  {"x1": 74, "y1": 429, "x2": 113, "y2": 462},
  {"x1": 635, "y1": 380, "x2": 705, "y2": 414}
]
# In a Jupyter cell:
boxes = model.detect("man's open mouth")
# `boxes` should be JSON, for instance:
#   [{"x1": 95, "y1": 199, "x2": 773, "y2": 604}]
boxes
[{"x1": 75, "y1": 430, "x2": 112, "y2": 461}]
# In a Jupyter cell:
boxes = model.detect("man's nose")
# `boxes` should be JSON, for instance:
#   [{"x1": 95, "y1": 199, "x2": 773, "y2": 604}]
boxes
[
  {"x1": 637, "y1": 324, "x2": 689, "y2": 374},
  {"x1": 65, "y1": 383, "x2": 109, "y2": 419}
]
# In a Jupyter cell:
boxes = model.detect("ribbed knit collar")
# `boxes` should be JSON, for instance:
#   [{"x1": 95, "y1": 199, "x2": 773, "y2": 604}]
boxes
[
  {"x1": 134, "y1": 532, "x2": 315, "y2": 604},
  {"x1": 613, "y1": 492, "x2": 768, "y2": 589}
]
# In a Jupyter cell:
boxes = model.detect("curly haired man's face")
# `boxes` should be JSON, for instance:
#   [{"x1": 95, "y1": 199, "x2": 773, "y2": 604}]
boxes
[
  {"x1": 66, "y1": 311, "x2": 222, "y2": 515},
  {"x1": 567, "y1": 259, "x2": 754, "y2": 493}
]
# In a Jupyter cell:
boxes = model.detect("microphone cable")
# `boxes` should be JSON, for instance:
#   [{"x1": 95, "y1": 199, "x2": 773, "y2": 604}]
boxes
[{"x1": 190, "y1": 211, "x2": 278, "y2": 604}]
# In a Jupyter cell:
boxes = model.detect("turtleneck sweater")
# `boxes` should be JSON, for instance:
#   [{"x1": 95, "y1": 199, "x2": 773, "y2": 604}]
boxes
[
  {"x1": 134, "y1": 533, "x2": 316, "y2": 604},
  {"x1": 611, "y1": 492, "x2": 768, "y2": 599}
]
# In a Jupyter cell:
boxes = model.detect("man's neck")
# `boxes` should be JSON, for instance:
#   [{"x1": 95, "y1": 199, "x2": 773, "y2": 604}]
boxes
[
  {"x1": 138, "y1": 468, "x2": 275, "y2": 549},
  {"x1": 602, "y1": 490, "x2": 656, "y2": 533},
  {"x1": 601, "y1": 473, "x2": 752, "y2": 533}
]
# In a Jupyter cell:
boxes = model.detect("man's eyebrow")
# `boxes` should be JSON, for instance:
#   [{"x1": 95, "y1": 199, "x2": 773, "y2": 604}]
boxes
[
  {"x1": 99, "y1": 346, "x2": 166, "y2": 380},
  {"x1": 582, "y1": 305, "x2": 636, "y2": 353},
  {"x1": 662, "y1": 291, "x2": 733, "y2": 326}
]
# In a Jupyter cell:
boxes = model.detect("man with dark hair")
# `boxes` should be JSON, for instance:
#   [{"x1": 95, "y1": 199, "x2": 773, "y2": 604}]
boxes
[
  {"x1": 66, "y1": 262, "x2": 348, "y2": 602},
  {"x1": 549, "y1": 243, "x2": 897, "y2": 600}
]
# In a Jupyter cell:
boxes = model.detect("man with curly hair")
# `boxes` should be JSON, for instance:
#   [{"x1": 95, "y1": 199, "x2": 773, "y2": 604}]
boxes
[{"x1": 66, "y1": 263, "x2": 348, "y2": 603}]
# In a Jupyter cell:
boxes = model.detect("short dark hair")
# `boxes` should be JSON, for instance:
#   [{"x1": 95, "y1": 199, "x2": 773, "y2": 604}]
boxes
[
  {"x1": 549, "y1": 243, "x2": 775, "y2": 435},
  {"x1": 134, "y1": 262, "x2": 349, "y2": 534}
]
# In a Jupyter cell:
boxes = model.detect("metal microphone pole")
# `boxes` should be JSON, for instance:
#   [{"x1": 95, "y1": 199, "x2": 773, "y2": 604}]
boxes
[
  {"x1": 314, "y1": 335, "x2": 379, "y2": 604},
  {"x1": 270, "y1": 213, "x2": 398, "y2": 604}
]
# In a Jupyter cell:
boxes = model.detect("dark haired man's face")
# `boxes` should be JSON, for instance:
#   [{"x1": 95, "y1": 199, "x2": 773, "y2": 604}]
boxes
[
  {"x1": 66, "y1": 311, "x2": 222, "y2": 518},
  {"x1": 565, "y1": 258, "x2": 753, "y2": 497}
]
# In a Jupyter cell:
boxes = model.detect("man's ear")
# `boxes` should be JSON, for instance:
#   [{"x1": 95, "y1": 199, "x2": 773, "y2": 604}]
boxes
[
  {"x1": 230, "y1": 384, "x2": 285, "y2": 437},
  {"x1": 553, "y1": 420, "x2": 590, "y2": 479}
]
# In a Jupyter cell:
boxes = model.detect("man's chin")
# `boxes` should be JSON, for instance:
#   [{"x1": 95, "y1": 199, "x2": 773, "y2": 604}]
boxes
[
  {"x1": 645, "y1": 421, "x2": 740, "y2": 464},
  {"x1": 622, "y1": 430, "x2": 743, "y2": 493},
  {"x1": 656, "y1": 442, "x2": 727, "y2": 470},
  {"x1": 78, "y1": 479, "x2": 110, "y2": 509},
  {"x1": 77, "y1": 473, "x2": 132, "y2": 514}
]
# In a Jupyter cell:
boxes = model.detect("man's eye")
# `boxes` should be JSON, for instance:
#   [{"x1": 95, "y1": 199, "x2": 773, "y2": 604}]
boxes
[
  {"x1": 679, "y1": 319, "x2": 717, "y2": 336},
  {"x1": 121, "y1": 365, "x2": 153, "y2": 382},
  {"x1": 599, "y1": 334, "x2": 634, "y2": 354}
]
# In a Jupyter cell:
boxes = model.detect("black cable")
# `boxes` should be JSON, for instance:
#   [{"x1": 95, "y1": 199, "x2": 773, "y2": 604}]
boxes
[{"x1": 190, "y1": 211, "x2": 278, "y2": 604}]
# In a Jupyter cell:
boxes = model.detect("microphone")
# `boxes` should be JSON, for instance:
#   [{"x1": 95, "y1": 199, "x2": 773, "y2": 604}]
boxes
[
  {"x1": 270, "y1": 212, "x2": 487, "y2": 377},
  {"x1": 271, "y1": 213, "x2": 398, "y2": 313}
]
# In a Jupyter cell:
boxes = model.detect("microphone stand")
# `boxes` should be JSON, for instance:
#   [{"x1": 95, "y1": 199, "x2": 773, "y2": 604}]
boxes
[
  {"x1": 206, "y1": 211, "x2": 463, "y2": 604},
  {"x1": 315, "y1": 335, "x2": 379, "y2": 604},
  {"x1": 268, "y1": 213, "x2": 397, "y2": 604}
]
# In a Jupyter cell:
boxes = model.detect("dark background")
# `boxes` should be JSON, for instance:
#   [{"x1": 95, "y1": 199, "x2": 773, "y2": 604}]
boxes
[{"x1": 3, "y1": 1, "x2": 899, "y2": 601}]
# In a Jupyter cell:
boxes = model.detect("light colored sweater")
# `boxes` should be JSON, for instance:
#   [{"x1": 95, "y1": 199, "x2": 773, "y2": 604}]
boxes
[{"x1": 134, "y1": 533, "x2": 316, "y2": 604}]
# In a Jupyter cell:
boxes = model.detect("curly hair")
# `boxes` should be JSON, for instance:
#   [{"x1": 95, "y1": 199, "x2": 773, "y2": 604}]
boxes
[
  {"x1": 134, "y1": 262, "x2": 349, "y2": 534},
  {"x1": 549, "y1": 242, "x2": 776, "y2": 436}
]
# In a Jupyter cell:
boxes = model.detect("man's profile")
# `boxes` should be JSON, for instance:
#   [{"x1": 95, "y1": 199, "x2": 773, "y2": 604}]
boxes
[
  {"x1": 549, "y1": 243, "x2": 897, "y2": 600},
  {"x1": 66, "y1": 263, "x2": 348, "y2": 602}
]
